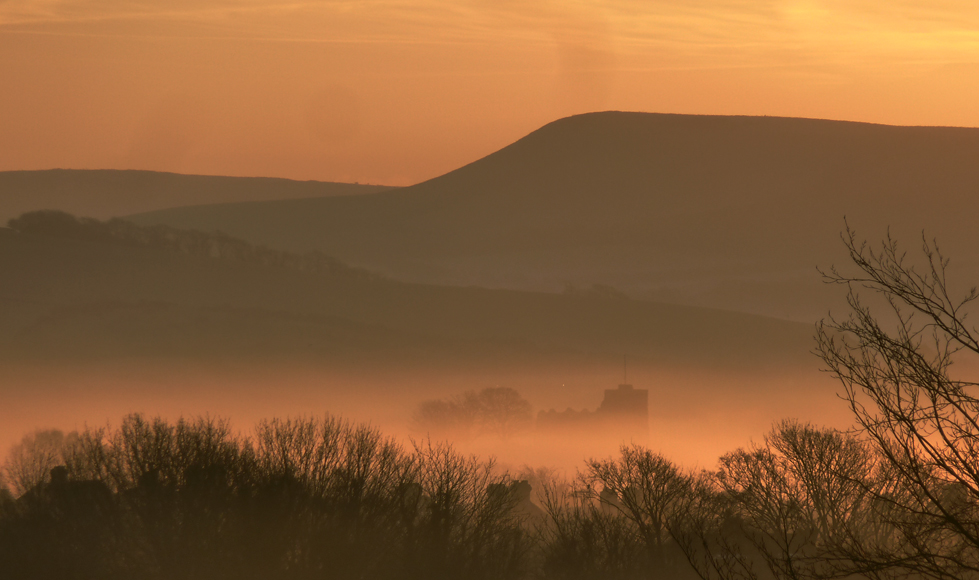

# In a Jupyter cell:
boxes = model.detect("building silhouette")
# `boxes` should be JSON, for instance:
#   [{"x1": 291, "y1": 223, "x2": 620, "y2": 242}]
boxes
[{"x1": 537, "y1": 383, "x2": 648, "y2": 444}]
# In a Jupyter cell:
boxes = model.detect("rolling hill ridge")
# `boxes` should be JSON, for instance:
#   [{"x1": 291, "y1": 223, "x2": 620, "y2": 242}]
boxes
[
  {"x1": 0, "y1": 219, "x2": 813, "y2": 371},
  {"x1": 128, "y1": 112, "x2": 979, "y2": 322},
  {"x1": 0, "y1": 169, "x2": 392, "y2": 225}
]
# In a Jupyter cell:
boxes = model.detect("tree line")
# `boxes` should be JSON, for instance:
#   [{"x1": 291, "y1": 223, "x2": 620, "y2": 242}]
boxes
[
  {"x1": 1, "y1": 415, "x2": 529, "y2": 580},
  {"x1": 2, "y1": 412, "x2": 973, "y2": 580},
  {"x1": 7, "y1": 210, "x2": 375, "y2": 280},
  {"x1": 413, "y1": 386, "x2": 534, "y2": 441}
]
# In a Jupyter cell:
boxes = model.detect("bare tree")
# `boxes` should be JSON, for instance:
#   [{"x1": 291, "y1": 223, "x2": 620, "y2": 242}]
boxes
[
  {"x1": 407, "y1": 438, "x2": 532, "y2": 580},
  {"x1": 664, "y1": 470, "x2": 759, "y2": 580},
  {"x1": 414, "y1": 387, "x2": 533, "y2": 440},
  {"x1": 815, "y1": 224, "x2": 979, "y2": 579},
  {"x1": 584, "y1": 446, "x2": 691, "y2": 577},
  {"x1": 536, "y1": 475, "x2": 652, "y2": 580},
  {"x1": 717, "y1": 420, "x2": 876, "y2": 580},
  {"x1": 2, "y1": 429, "x2": 70, "y2": 497}
]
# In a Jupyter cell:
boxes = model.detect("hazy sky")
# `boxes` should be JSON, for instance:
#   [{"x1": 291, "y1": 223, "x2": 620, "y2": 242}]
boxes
[{"x1": 3, "y1": 1, "x2": 979, "y2": 185}]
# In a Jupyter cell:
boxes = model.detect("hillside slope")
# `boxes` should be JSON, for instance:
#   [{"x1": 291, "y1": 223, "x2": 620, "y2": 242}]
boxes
[
  {"x1": 0, "y1": 169, "x2": 392, "y2": 225},
  {"x1": 0, "y1": 225, "x2": 813, "y2": 371},
  {"x1": 130, "y1": 112, "x2": 979, "y2": 321}
]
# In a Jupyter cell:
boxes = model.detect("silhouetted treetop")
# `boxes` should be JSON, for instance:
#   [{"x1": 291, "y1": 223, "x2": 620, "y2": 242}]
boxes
[
  {"x1": 8, "y1": 210, "x2": 377, "y2": 280},
  {"x1": 0, "y1": 413, "x2": 532, "y2": 580},
  {"x1": 414, "y1": 387, "x2": 533, "y2": 440}
]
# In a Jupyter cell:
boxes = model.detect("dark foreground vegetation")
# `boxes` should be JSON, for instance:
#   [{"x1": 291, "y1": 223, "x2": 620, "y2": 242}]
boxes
[
  {"x1": 3, "y1": 228, "x2": 979, "y2": 579},
  {"x1": 1, "y1": 408, "x2": 976, "y2": 580},
  {"x1": 1, "y1": 416, "x2": 532, "y2": 580}
]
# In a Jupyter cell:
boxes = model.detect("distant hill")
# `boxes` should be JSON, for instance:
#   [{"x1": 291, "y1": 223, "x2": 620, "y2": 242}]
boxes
[
  {"x1": 129, "y1": 112, "x2": 979, "y2": 322},
  {"x1": 0, "y1": 169, "x2": 393, "y2": 225},
  {"x1": 0, "y1": 221, "x2": 813, "y2": 371}
]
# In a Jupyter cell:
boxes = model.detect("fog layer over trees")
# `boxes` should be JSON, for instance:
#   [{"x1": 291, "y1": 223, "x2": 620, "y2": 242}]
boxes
[
  {"x1": 5, "y1": 219, "x2": 979, "y2": 578},
  {"x1": 414, "y1": 387, "x2": 534, "y2": 441}
]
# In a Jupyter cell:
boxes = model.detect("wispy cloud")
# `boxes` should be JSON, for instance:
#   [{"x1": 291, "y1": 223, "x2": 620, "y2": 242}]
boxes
[{"x1": 3, "y1": 1, "x2": 978, "y2": 69}]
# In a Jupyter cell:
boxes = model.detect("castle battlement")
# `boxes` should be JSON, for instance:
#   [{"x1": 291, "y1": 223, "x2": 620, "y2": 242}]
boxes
[{"x1": 537, "y1": 383, "x2": 649, "y2": 443}]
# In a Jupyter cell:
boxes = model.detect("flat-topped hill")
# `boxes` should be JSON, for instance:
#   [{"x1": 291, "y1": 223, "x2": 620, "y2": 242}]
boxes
[{"x1": 129, "y1": 112, "x2": 979, "y2": 321}]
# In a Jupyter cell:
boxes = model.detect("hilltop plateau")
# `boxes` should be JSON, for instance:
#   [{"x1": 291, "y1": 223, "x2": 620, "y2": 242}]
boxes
[{"x1": 130, "y1": 112, "x2": 979, "y2": 321}]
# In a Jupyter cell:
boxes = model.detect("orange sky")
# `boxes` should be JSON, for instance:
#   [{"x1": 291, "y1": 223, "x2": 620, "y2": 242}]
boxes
[{"x1": 3, "y1": 1, "x2": 979, "y2": 185}]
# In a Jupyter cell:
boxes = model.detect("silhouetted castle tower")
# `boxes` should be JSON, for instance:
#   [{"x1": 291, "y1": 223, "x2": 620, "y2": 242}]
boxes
[
  {"x1": 596, "y1": 383, "x2": 649, "y2": 443},
  {"x1": 536, "y1": 356, "x2": 648, "y2": 442},
  {"x1": 536, "y1": 382, "x2": 649, "y2": 443}
]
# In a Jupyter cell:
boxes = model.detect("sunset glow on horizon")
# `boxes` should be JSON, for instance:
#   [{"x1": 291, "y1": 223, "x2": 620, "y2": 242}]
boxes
[{"x1": 4, "y1": 0, "x2": 979, "y2": 185}]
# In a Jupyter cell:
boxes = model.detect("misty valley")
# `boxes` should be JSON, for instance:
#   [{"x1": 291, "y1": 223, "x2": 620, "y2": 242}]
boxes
[{"x1": 4, "y1": 113, "x2": 979, "y2": 579}]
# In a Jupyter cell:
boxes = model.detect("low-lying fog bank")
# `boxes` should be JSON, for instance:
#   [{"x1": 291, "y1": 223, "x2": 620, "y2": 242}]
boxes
[{"x1": 0, "y1": 358, "x2": 848, "y2": 473}]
